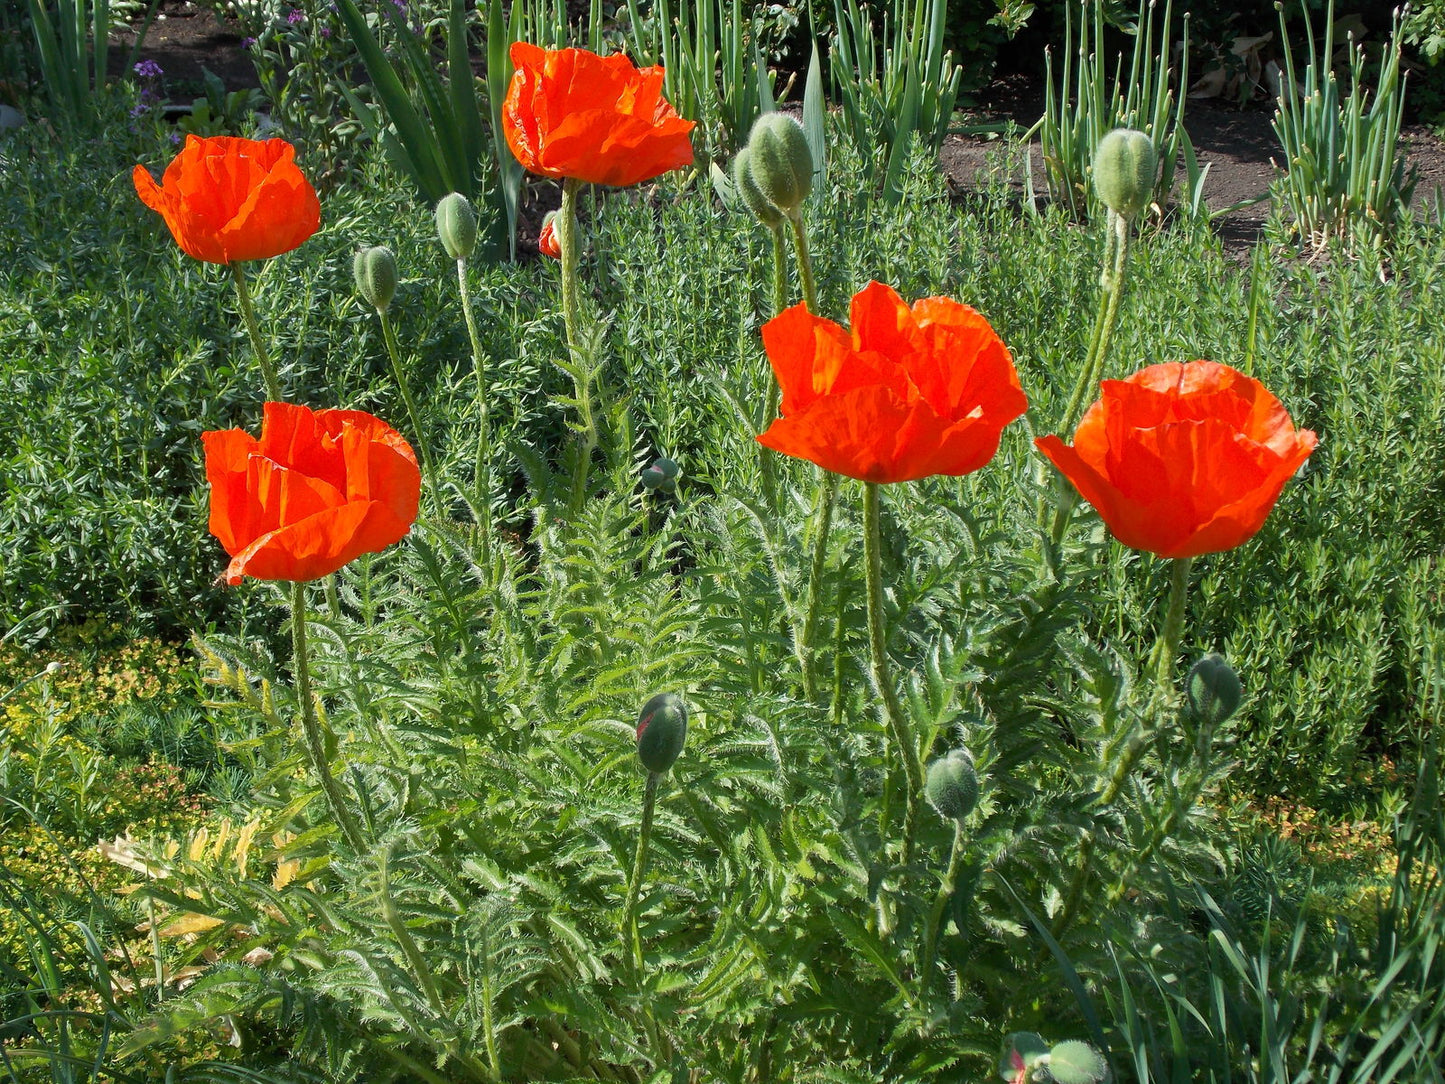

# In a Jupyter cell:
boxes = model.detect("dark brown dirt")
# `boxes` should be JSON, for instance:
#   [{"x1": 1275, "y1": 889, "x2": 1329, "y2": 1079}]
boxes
[
  {"x1": 110, "y1": 1, "x2": 259, "y2": 95},
  {"x1": 113, "y1": 2, "x2": 1445, "y2": 258}
]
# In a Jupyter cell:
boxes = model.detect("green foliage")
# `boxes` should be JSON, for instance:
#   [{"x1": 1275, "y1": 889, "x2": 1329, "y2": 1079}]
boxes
[
  {"x1": 827, "y1": 0, "x2": 962, "y2": 205},
  {"x1": 5, "y1": 98, "x2": 1445, "y2": 1079},
  {"x1": 1271, "y1": 1, "x2": 1417, "y2": 253},
  {"x1": 1034, "y1": 0, "x2": 1193, "y2": 221},
  {"x1": 624, "y1": 0, "x2": 778, "y2": 164}
]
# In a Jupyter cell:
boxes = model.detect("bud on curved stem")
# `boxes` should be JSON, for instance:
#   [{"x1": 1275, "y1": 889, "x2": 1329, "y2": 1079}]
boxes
[
  {"x1": 1093, "y1": 128, "x2": 1157, "y2": 220},
  {"x1": 435, "y1": 192, "x2": 479, "y2": 261},
  {"x1": 353, "y1": 245, "x2": 398, "y2": 313},
  {"x1": 745, "y1": 113, "x2": 813, "y2": 218}
]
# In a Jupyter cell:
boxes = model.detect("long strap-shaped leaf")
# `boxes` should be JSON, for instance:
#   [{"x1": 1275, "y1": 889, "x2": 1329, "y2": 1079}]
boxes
[{"x1": 335, "y1": 0, "x2": 449, "y2": 201}]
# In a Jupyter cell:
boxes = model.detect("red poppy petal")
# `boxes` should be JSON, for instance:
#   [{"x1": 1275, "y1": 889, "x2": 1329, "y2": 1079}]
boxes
[
  {"x1": 202, "y1": 428, "x2": 261, "y2": 554},
  {"x1": 759, "y1": 386, "x2": 941, "y2": 483},
  {"x1": 1036, "y1": 434, "x2": 1194, "y2": 556}
]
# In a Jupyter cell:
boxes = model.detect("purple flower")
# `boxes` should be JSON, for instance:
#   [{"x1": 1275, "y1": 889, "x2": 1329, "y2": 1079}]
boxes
[
  {"x1": 242, "y1": 35, "x2": 257, "y2": 47},
  {"x1": 169, "y1": 131, "x2": 183, "y2": 145},
  {"x1": 287, "y1": 7, "x2": 305, "y2": 23},
  {"x1": 133, "y1": 59, "x2": 163, "y2": 80},
  {"x1": 391, "y1": 0, "x2": 406, "y2": 10},
  {"x1": 319, "y1": 25, "x2": 332, "y2": 36}
]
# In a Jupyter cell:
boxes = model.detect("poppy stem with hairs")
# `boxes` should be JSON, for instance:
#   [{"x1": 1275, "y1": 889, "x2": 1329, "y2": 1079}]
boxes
[
  {"x1": 864, "y1": 481, "x2": 924, "y2": 863},
  {"x1": 378, "y1": 310, "x2": 443, "y2": 518},
  {"x1": 291, "y1": 582, "x2": 366, "y2": 851},
  {"x1": 919, "y1": 819, "x2": 965, "y2": 1009},
  {"x1": 1054, "y1": 555, "x2": 1195, "y2": 939},
  {"x1": 758, "y1": 223, "x2": 789, "y2": 506},
  {"x1": 621, "y1": 769, "x2": 660, "y2": 982},
  {"x1": 229, "y1": 262, "x2": 283, "y2": 401},
  {"x1": 1046, "y1": 209, "x2": 1131, "y2": 544},
  {"x1": 454, "y1": 254, "x2": 493, "y2": 562},
  {"x1": 559, "y1": 177, "x2": 602, "y2": 512}
]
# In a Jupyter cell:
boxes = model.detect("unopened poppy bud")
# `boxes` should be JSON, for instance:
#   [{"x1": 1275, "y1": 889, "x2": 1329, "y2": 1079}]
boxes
[
  {"x1": 538, "y1": 211, "x2": 561, "y2": 259},
  {"x1": 1044, "y1": 1040, "x2": 1109, "y2": 1084},
  {"x1": 924, "y1": 749, "x2": 979, "y2": 821},
  {"x1": 732, "y1": 147, "x2": 784, "y2": 228},
  {"x1": 353, "y1": 245, "x2": 397, "y2": 313},
  {"x1": 641, "y1": 456, "x2": 679, "y2": 493},
  {"x1": 636, "y1": 692, "x2": 688, "y2": 773},
  {"x1": 435, "y1": 192, "x2": 478, "y2": 260},
  {"x1": 1092, "y1": 127, "x2": 1156, "y2": 218},
  {"x1": 745, "y1": 113, "x2": 812, "y2": 217},
  {"x1": 1186, "y1": 652, "x2": 1243, "y2": 725}
]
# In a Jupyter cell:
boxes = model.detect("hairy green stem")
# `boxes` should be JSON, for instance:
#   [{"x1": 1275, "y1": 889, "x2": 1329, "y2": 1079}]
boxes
[
  {"x1": 920, "y1": 820, "x2": 964, "y2": 1005},
  {"x1": 379, "y1": 847, "x2": 445, "y2": 1016},
  {"x1": 558, "y1": 178, "x2": 601, "y2": 513},
  {"x1": 1053, "y1": 556, "x2": 1193, "y2": 937},
  {"x1": 291, "y1": 582, "x2": 365, "y2": 850},
  {"x1": 799, "y1": 470, "x2": 839, "y2": 700},
  {"x1": 379, "y1": 309, "x2": 443, "y2": 517},
  {"x1": 864, "y1": 482, "x2": 924, "y2": 863},
  {"x1": 456, "y1": 256, "x2": 493, "y2": 562},
  {"x1": 230, "y1": 262, "x2": 282, "y2": 401},
  {"x1": 758, "y1": 224, "x2": 789, "y2": 506},
  {"x1": 622, "y1": 770, "x2": 660, "y2": 979},
  {"x1": 1048, "y1": 210, "x2": 1132, "y2": 545},
  {"x1": 788, "y1": 211, "x2": 818, "y2": 313}
]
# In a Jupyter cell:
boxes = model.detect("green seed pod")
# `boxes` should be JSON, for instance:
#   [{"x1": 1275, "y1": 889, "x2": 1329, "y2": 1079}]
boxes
[
  {"x1": 1186, "y1": 652, "x2": 1243, "y2": 725},
  {"x1": 924, "y1": 749, "x2": 979, "y2": 822},
  {"x1": 745, "y1": 113, "x2": 813, "y2": 217},
  {"x1": 732, "y1": 146, "x2": 784, "y2": 228},
  {"x1": 435, "y1": 192, "x2": 478, "y2": 260},
  {"x1": 1045, "y1": 1040, "x2": 1109, "y2": 1084},
  {"x1": 353, "y1": 245, "x2": 397, "y2": 313},
  {"x1": 636, "y1": 693, "x2": 688, "y2": 773},
  {"x1": 1092, "y1": 127, "x2": 1157, "y2": 218}
]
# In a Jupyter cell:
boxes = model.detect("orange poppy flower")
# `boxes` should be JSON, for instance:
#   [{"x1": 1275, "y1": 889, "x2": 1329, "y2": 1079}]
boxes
[
  {"x1": 202, "y1": 402, "x2": 420, "y2": 585},
  {"x1": 538, "y1": 212, "x2": 561, "y2": 259},
  {"x1": 133, "y1": 135, "x2": 320, "y2": 264},
  {"x1": 502, "y1": 42, "x2": 696, "y2": 187},
  {"x1": 756, "y1": 281, "x2": 1027, "y2": 483},
  {"x1": 1035, "y1": 361, "x2": 1318, "y2": 558}
]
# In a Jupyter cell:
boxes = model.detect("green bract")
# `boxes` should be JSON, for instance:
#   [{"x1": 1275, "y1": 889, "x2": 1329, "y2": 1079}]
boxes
[
  {"x1": 925, "y1": 749, "x2": 979, "y2": 821},
  {"x1": 435, "y1": 191, "x2": 479, "y2": 260},
  {"x1": 636, "y1": 693, "x2": 688, "y2": 773},
  {"x1": 1092, "y1": 128, "x2": 1157, "y2": 218},
  {"x1": 353, "y1": 245, "x2": 398, "y2": 313},
  {"x1": 745, "y1": 113, "x2": 813, "y2": 217}
]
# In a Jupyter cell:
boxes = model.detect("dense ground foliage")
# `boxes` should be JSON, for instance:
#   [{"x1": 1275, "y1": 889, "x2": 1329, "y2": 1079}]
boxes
[{"x1": 2, "y1": 87, "x2": 1443, "y2": 1081}]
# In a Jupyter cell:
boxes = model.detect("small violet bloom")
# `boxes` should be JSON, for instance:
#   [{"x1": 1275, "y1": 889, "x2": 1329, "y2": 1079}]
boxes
[
  {"x1": 133, "y1": 59, "x2": 163, "y2": 80},
  {"x1": 287, "y1": 7, "x2": 306, "y2": 23}
]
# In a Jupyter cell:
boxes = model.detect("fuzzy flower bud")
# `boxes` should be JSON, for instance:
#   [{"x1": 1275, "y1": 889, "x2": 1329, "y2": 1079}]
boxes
[
  {"x1": 636, "y1": 692, "x2": 688, "y2": 773},
  {"x1": 732, "y1": 146, "x2": 784, "y2": 228},
  {"x1": 435, "y1": 191, "x2": 478, "y2": 260},
  {"x1": 1186, "y1": 652, "x2": 1243, "y2": 726},
  {"x1": 1092, "y1": 127, "x2": 1157, "y2": 218},
  {"x1": 1045, "y1": 1040, "x2": 1109, "y2": 1084},
  {"x1": 924, "y1": 748, "x2": 979, "y2": 821},
  {"x1": 353, "y1": 245, "x2": 397, "y2": 313},
  {"x1": 640, "y1": 456, "x2": 679, "y2": 494},
  {"x1": 745, "y1": 113, "x2": 812, "y2": 217}
]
